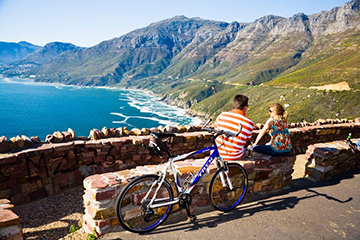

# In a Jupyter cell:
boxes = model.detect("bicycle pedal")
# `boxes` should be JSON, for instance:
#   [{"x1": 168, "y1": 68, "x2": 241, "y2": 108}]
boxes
[{"x1": 188, "y1": 215, "x2": 197, "y2": 222}]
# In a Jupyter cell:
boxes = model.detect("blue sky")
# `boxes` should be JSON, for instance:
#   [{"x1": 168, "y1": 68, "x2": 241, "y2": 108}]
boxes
[{"x1": 0, "y1": 0, "x2": 349, "y2": 47}]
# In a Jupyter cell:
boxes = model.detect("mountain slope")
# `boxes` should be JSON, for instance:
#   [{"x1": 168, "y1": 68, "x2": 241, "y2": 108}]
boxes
[
  {"x1": 2, "y1": 1, "x2": 359, "y2": 123},
  {"x1": 29, "y1": 16, "x2": 229, "y2": 86},
  {"x1": 15, "y1": 42, "x2": 82, "y2": 65},
  {"x1": 1, "y1": 42, "x2": 82, "y2": 77},
  {"x1": 190, "y1": 0, "x2": 360, "y2": 86},
  {"x1": 20, "y1": 1, "x2": 359, "y2": 89},
  {"x1": 0, "y1": 41, "x2": 41, "y2": 64},
  {"x1": 267, "y1": 30, "x2": 360, "y2": 89}
]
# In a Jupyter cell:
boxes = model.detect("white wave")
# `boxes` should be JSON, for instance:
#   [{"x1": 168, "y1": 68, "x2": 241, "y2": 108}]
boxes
[
  {"x1": 118, "y1": 98, "x2": 131, "y2": 102},
  {"x1": 0, "y1": 77, "x2": 73, "y2": 89},
  {"x1": 139, "y1": 106, "x2": 152, "y2": 113},
  {"x1": 1, "y1": 78, "x2": 14, "y2": 83},
  {"x1": 110, "y1": 112, "x2": 135, "y2": 127},
  {"x1": 112, "y1": 121, "x2": 136, "y2": 128},
  {"x1": 124, "y1": 95, "x2": 195, "y2": 126},
  {"x1": 136, "y1": 116, "x2": 177, "y2": 126},
  {"x1": 111, "y1": 112, "x2": 177, "y2": 126},
  {"x1": 191, "y1": 117, "x2": 203, "y2": 125},
  {"x1": 1, "y1": 78, "x2": 36, "y2": 85},
  {"x1": 111, "y1": 112, "x2": 129, "y2": 120}
]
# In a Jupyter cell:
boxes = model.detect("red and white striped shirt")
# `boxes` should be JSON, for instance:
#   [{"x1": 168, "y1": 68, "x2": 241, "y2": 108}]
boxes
[{"x1": 214, "y1": 109, "x2": 254, "y2": 161}]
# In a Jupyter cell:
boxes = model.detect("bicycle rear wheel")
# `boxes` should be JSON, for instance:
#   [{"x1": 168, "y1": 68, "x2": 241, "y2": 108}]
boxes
[
  {"x1": 116, "y1": 174, "x2": 173, "y2": 233},
  {"x1": 209, "y1": 163, "x2": 248, "y2": 211}
]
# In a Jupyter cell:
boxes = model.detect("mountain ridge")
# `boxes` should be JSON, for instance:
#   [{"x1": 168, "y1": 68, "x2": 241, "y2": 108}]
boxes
[
  {"x1": 1, "y1": 42, "x2": 83, "y2": 77},
  {"x1": 1, "y1": 0, "x2": 359, "y2": 123},
  {"x1": 0, "y1": 41, "x2": 42, "y2": 65}
]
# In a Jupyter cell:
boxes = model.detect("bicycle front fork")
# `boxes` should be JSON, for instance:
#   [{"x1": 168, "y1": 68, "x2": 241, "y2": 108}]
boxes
[{"x1": 217, "y1": 159, "x2": 234, "y2": 190}]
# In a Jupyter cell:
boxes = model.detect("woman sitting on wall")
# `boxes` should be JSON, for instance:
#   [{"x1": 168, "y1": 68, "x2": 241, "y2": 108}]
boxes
[{"x1": 253, "y1": 103, "x2": 292, "y2": 156}]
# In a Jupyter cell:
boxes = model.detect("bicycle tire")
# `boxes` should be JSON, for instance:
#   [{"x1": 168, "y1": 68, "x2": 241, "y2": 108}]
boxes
[
  {"x1": 209, "y1": 163, "x2": 248, "y2": 211},
  {"x1": 115, "y1": 174, "x2": 173, "y2": 233}
]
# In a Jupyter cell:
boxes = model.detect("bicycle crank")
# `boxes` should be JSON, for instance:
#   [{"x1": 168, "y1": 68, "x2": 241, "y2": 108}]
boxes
[
  {"x1": 179, "y1": 193, "x2": 197, "y2": 222},
  {"x1": 179, "y1": 193, "x2": 192, "y2": 207}
]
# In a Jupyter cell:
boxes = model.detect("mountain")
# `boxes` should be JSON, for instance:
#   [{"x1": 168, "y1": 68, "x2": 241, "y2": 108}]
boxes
[
  {"x1": 0, "y1": 41, "x2": 41, "y2": 64},
  {"x1": 1, "y1": 42, "x2": 82, "y2": 76},
  {"x1": 3, "y1": 0, "x2": 360, "y2": 123},
  {"x1": 26, "y1": 16, "x2": 229, "y2": 86},
  {"x1": 14, "y1": 42, "x2": 82, "y2": 65}
]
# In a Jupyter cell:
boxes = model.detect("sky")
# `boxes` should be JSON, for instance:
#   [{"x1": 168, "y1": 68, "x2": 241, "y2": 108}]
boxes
[{"x1": 0, "y1": 0, "x2": 350, "y2": 48}]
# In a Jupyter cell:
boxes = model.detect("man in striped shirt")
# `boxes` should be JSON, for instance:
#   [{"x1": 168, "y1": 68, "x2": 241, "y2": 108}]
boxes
[{"x1": 215, "y1": 94, "x2": 254, "y2": 161}]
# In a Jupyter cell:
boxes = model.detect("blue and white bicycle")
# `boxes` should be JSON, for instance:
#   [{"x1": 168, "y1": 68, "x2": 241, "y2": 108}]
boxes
[{"x1": 116, "y1": 120, "x2": 248, "y2": 233}]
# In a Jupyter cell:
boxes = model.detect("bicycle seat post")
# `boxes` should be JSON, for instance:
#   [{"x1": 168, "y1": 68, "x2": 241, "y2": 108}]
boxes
[{"x1": 162, "y1": 139, "x2": 173, "y2": 158}]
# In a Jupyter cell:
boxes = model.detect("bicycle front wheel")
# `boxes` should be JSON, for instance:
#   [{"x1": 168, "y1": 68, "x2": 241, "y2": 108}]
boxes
[
  {"x1": 116, "y1": 174, "x2": 173, "y2": 233},
  {"x1": 209, "y1": 163, "x2": 248, "y2": 211}
]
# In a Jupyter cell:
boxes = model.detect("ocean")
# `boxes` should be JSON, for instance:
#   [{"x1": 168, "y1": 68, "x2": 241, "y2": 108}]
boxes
[{"x1": 0, "y1": 77, "x2": 201, "y2": 140}]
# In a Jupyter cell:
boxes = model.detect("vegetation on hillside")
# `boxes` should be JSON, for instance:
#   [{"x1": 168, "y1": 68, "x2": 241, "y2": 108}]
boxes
[
  {"x1": 185, "y1": 84, "x2": 360, "y2": 124},
  {"x1": 268, "y1": 31, "x2": 360, "y2": 89}
]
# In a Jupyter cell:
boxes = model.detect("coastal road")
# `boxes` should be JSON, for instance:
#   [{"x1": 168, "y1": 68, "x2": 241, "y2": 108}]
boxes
[{"x1": 99, "y1": 169, "x2": 360, "y2": 240}]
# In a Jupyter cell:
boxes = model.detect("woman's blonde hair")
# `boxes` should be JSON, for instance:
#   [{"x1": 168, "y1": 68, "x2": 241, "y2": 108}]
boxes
[{"x1": 270, "y1": 103, "x2": 289, "y2": 121}]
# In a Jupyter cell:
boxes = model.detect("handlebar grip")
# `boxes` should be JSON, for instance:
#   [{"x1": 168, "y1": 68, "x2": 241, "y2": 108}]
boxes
[
  {"x1": 232, "y1": 123, "x2": 243, "y2": 137},
  {"x1": 202, "y1": 119, "x2": 212, "y2": 129},
  {"x1": 202, "y1": 119, "x2": 242, "y2": 138},
  {"x1": 225, "y1": 128, "x2": 241, "y2": 137},
  {"x1": 225, "y1": 131, "x2": 236, "y2": 137}
]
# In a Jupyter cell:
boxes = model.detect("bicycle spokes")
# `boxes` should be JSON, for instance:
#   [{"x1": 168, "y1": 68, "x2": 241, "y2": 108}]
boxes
[
  {"x1": 116, "y1": 175, "x2": 173, "y2": 233},
  {"x1": 209, "y1": 163, "x2": 248, "y2": 211}
]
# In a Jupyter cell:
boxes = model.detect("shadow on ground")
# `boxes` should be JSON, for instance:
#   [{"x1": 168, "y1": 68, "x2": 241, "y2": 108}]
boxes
[{"x1": 132, "y1": 168, "x2": 359, "y2": 236}]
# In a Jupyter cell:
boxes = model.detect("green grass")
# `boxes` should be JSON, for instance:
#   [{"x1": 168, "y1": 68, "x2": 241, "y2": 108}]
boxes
[
  {"x1": 85, "y1": 228, "x2": 98, "y2": 240},
  {"x1": 69, "y1": 224, "x2": 81, "y2": 233},
  {"x1": 190, "y1": 85, "x2": 360, "y2": 124},
  {"x1": 268, "y1": 32, "x2": 360, "y2": 88}
]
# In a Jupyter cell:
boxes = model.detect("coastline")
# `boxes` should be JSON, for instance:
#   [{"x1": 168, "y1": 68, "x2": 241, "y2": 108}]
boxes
[
  {"x1": 121, "y1": 85, "x2": 206, "y2": 123},
  {"x1": 0, "y1": 77, "x2": 203, "y2": 140},
  {"x1": 5, "y1": 76, "x2": 205, "y2": 122}
]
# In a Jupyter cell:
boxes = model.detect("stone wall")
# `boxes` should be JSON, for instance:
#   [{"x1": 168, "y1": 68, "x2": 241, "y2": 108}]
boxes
[
  {"x1": 0, "y1": 121, "x2": 359, "y2": 205},
  {"x1": 305, "y1": 138, "x2": 360, "y2": 181},
  {"x1": 0, "y1": 199, "x2": 23, "y2": 240}
]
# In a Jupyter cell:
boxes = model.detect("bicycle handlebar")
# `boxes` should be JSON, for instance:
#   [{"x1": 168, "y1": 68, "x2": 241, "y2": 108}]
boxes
[
  {"x1": 202, "y1": 119, "x2": 242, "y2": 138},
  {"x1": 146, "y1": 119, "x2": 243, "y2": 157}
]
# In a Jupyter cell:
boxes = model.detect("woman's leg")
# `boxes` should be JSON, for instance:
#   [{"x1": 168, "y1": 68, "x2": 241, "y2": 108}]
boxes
[{"x1": 253, "y1": 145, "x2": 289, "y2": 156}]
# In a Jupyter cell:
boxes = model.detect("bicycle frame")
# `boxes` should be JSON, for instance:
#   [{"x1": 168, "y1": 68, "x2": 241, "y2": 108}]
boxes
[
  {"x1": 116, "y1": 121, "x2": 247, "y2": 233},
  {"x1": 147, "y1": 143, "x2": 232, "y2": 209}
]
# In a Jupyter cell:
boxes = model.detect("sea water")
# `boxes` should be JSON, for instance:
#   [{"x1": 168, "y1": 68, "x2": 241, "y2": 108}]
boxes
[{"x1": 0, "y1": 77, "x2": 201, "y2": 140}]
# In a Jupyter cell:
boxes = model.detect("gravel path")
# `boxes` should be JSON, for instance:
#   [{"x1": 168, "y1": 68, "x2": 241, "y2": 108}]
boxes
[{"x1": 14, "y1": 186, "x2": 88, "y2": 240}]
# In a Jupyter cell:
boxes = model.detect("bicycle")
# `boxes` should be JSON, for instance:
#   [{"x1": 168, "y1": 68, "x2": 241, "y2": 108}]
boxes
[
  {"x1": 115, "y1": 119, "x2": 248, "y2": 233},
  {"x1": 347, "y1": 133, "x2": 360, "y2": 153}
]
